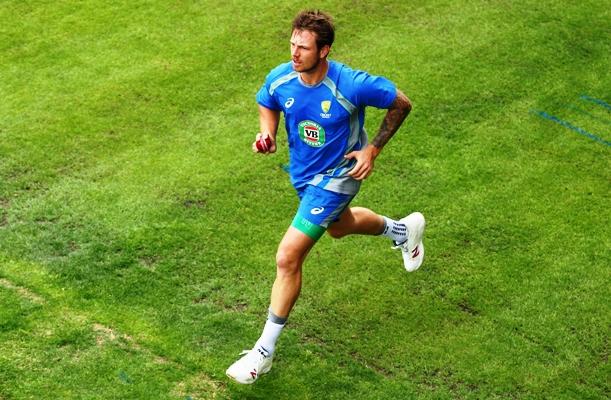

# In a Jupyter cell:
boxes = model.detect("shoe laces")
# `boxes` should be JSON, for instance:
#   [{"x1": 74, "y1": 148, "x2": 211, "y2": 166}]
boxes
[
  {"x1": 392, "y1": 239, "x2": 409, "y2": 251},
  {"x1": 239, "y1": 348, "x2": 269, "y2": 362}
]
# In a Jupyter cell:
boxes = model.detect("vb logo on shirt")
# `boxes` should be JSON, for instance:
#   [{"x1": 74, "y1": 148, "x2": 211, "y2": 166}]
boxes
[{"x1": 298, "y1": 120, "x2": 326, "y2": 148}]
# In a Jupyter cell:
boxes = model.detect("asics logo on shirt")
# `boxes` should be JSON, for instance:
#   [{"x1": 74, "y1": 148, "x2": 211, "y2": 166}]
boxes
[
  {"x1": 285, "y1": 98, "x2": 295, "y2": 108},
  {"x1": 310, "y1": 207, "x2": 325, "y2": 215}
]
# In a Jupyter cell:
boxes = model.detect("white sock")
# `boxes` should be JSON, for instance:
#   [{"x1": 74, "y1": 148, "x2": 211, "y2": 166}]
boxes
[
  {"x1": 254, "y1": 309, "x2": 286, "y2": 357},
  {"x1": 381, "y1": 216, "x2": 408, "y2": 243}
]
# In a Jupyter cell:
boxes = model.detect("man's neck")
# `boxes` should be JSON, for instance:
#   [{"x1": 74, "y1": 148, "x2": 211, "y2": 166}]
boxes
[{"x1": 299, "y1": 59, "x2": 329, "y2": 86}]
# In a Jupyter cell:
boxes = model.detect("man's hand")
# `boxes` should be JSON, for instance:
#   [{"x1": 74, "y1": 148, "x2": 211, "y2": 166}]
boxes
[
  {"x1": 252, "y1": 132, "x2": 277, "y2": 154},
  {"x1": 345, "y1": 144, "x2": 380, "y2": 180},
  {"x1": 256, "y1": 105, "x2": 280, "y2": 154}
]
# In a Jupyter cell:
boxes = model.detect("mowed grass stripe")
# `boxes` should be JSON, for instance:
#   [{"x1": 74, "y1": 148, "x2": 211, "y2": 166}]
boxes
[{"x1": 0, "y1": 259, "x2": 225, "y2": 399}]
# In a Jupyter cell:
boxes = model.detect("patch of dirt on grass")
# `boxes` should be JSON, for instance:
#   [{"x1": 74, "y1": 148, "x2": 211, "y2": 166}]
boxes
[
  {"x1": 92, "y1": 323, "x2": 168, "y2": 364},
  {"x1": 0, "y1": 278, "x2": 45, "y2": 304},
  {"x1": 172, "y1": 373, "x2": 225, "y2": 400}
]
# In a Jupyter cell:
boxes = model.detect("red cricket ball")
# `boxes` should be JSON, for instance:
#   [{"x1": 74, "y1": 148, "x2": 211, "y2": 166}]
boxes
[{"x1": 256, "y1": 136, "x2": 273, "y2": 152}]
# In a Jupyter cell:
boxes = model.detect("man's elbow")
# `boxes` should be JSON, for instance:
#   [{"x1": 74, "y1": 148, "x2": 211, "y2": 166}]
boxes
[{"x1": 394, "y1": 89, "x2": 412, "y2": 115}]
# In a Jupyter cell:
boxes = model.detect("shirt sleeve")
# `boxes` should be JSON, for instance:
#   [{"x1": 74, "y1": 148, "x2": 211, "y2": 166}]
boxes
[
  {"x1": 352, "y1": 70, "x2": 397, "y2": 109},
  {"x1": 256, "y1": 82, "x2": 282, "y2": 111}
]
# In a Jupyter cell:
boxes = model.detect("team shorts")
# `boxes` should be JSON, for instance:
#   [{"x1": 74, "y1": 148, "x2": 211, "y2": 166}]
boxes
[{"x1": 291, "y1": 185, "x2": 355, "y2": 241}]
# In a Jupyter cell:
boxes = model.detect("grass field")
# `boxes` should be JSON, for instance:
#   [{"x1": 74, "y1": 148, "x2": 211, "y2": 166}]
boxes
[{"x1": 1, "y1": 1, "x2": 609, "y2": 399}]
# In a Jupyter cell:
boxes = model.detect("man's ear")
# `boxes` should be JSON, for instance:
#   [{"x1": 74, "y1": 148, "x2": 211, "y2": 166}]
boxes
[{"x1": 320, "y1": 45, "x2": 331, "y2": 58}]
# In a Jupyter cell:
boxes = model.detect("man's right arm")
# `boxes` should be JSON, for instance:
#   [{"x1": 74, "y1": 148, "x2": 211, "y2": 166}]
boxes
[{"x1": 253, "y1": 105, "x2": 280, "y2": 154}]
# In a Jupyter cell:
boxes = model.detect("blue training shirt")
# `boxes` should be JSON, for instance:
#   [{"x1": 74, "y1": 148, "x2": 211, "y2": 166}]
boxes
[{"x1": 256, "y1": 60, "x2": 396, "y2": 195}]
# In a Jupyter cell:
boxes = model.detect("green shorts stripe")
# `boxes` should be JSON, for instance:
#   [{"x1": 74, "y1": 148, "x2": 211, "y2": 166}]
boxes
[{"x1": 291, "y1": 214, "x2": 326, "y2": 241}]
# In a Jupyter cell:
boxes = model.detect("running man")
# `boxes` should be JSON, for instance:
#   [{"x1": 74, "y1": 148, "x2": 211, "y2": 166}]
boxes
[{"x1": 226, "y1": 10, "x2": 425, "y2": 384}]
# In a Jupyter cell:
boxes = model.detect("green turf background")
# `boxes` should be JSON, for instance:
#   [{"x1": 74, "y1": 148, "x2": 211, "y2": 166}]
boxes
[{"x1": 1, "y1": 1, "x2": 609, "y2": 399}]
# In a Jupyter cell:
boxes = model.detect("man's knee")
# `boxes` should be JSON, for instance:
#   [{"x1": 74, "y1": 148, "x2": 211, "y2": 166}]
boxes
[{"x1": 275, "y1": 247, "x2": 302, "y2": 275}]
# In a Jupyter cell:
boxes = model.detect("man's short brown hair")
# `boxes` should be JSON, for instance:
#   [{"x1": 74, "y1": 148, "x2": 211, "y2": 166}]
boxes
[{"x1": 292, "y1": 10, "x2": 335, "y2": 50}]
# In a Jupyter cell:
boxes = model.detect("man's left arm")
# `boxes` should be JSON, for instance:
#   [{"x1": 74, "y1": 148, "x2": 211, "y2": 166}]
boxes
[{"x1": 346, "y1": 89, "x2": 412, "y2": 180}]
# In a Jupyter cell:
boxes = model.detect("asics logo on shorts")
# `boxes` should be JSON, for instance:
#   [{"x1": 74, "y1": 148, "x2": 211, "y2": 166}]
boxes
[{"x1": 310, "y1": 207, "x2": 325, "y2": 215}]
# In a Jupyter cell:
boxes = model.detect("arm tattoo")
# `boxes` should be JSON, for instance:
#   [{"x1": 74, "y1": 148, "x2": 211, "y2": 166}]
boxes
[{"x1": 371, "y1": 91, "x2": 412, "y2": 150}]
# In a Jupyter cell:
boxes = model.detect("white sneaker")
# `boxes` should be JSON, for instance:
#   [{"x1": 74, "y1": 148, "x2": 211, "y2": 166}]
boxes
[
  {"x1": 226, "y1": 347, "x2": 273, "y2": 384},
  {"x1": 393, "y1": 212, "x2": 425, "y2": 272}
]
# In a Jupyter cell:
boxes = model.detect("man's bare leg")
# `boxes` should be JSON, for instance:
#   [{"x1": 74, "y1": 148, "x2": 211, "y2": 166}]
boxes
[
  {"x1": 271, "y1": 227, "x2": 316, "y2": 317},
  {"x1": 327, "y1": 207, "x2": 385, "y2": 239}
]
